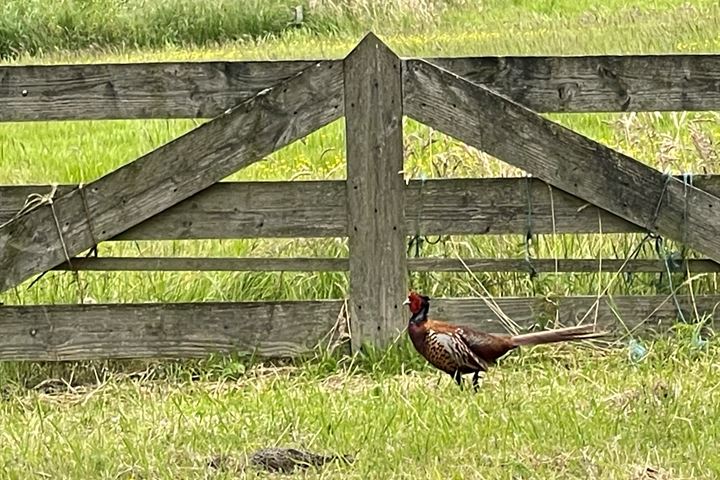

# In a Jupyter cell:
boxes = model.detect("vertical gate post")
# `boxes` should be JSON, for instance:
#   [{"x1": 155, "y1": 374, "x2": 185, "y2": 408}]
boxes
[{"x1": 344, "y1": 33, "x2": 407, "y2": 352}]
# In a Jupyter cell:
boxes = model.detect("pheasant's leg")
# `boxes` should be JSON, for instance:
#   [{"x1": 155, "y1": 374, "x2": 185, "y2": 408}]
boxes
[
  {"x1": 472, "y1": 371, "x2": 482, "y2": 392},
  {"x1": 452, "y1": 371, "x2": 463, "y2": 390}
]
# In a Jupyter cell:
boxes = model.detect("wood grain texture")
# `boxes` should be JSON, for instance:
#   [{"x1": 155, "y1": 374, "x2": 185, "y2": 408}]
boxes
[
  {"x1": 404, "y1": 59, "x2": 720, "y2": 264},
  {"x1": 425, "y1": 55, "x2": 720, "y2": 112},
  {"x1": 402, "y1": 175, "x2": 720, "y2": 237},
  {"x1": 53, "y1": 257, "x2": 349, "y2": 272},
  {"x1": 0, "y1": 181, "x2": 347, "y2": 239},
  {"x1": 0, "y1": 60, "x2": 327, "y2": 121},
  {"x1": 430, "y1": 295, "x2": 720, "y2": 336},
  {"x1": 344, "y1": 34, "x2": 407, "y2": 351},
  {"x1": 4, "y1": 54, "x2": 720, "y2": 121},
  {"x1": 0, "y1": 61, "x2": 344, "y2": 293},
  {"x1": 5, "y1": 176, "x2": 720, "y2": 239},
  {"x1": 50, "y1": 256, "x2": 720, "y2": 274},
  {"x1": 409, "y1": 258, "x2": 720, "y2": 273},
  {"x1": 0, "y1": 300, "x2": 345, "y2": 361},
  {"x1": 0, "y1": 293, "x2": 715, "y2": 361}
]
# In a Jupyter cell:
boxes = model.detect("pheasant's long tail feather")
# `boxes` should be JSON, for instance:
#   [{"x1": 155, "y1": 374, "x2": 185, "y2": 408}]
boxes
[{"x1": 510, "y1": 324, "x2": 606, "y2": 347}]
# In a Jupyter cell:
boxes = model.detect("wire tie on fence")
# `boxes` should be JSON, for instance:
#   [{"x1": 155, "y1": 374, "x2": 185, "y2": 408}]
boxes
[
  {"x1": 680, "y1": 172, "x2": 693, "y2": 266},
  {"x1": 649, "y1": 173, "x2": 690, "y2": 324},
  {"x1": 658, "y1": 239, "x2": 688, "y2": 324},
  {"x1": 25, "y1": 184, "x2": 78, "y2": 291},
  {"x1": 407, "y1": 173, "x2": 428, "y2": 258},
  {"x1": 0, "y1": 188, "x2": 51, "y2": 230},
  {"x1": 622, "y1": 231, "x2": 655, "y2": 287},
  {"x1": 49, "y1": 194, "x2": 73, "y2": 270},
  {"x1": 663, "y1": 171, "x2": 695, "y2": 325},
  {"x1": 407, "y1": 235, "x2": 423, "y2": 257},
  {"x1": 23, "y1": 185, "x2": 88, "y2": 303},
  {"x1": 77, "y1": 183, "x2": 99, "y2": 258},
  {"x1": 647, "y1": 171, "x2": 672, "y2": 233},
  {"x1": 424, "y1": 235, "x2": 443, "y2": 245},
  {"x1": 524, "y1": 174, "x2": 537, "y2": 279}
]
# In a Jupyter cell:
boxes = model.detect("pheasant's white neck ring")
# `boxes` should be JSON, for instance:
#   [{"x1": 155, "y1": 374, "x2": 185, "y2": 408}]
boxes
[{"x1": 409, "y1": 303, "x2": 429, "y2": 324}]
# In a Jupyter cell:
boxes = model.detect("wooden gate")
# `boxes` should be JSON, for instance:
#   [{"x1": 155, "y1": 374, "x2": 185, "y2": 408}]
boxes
[{"x1": 2, "y1": 33, "x2": 720, "y2": 360}]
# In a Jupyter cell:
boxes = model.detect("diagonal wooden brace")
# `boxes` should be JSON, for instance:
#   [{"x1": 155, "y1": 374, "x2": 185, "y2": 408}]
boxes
[
  {"x1": 403, "y1": 59, "x2": 720, "y2": 263},
  {"x1": 0, "y1": 61, "x2": 343, "y2": 293}
]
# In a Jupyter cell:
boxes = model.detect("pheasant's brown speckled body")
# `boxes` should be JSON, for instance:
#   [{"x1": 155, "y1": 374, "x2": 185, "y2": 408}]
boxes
[
  {"x1": 404, "y1": 292, "x2": 605, "y2": 391},
  {"x1": 408, "y1": 319, "x2": 513, "y2": 376}
]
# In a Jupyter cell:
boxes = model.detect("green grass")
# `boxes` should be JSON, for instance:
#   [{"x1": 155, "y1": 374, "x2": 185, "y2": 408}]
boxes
[
  {"x1": 2, "y1": 0, "x2": 720, "y2": 62},
  {"x1": 1, "y1": 3, "x2": 720, "y2": 477},
  {"x1": 0, "y1": 331, "x2": 718, "y2": 478}
]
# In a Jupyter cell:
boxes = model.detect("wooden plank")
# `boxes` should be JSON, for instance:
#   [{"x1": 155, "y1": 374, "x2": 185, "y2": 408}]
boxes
[
  {"x1": 4, "y1": 55, "x2": 720, "y2": 121},
  {"x1": 344, "y1": 34, "x2": 407, "y2": 351},
  {"x1": 0, "y1": 61, "x2": 344, "y2": 293},
  {"x1": 0, "y1": 293, "x2": 716, "y2": 361},
  {"x1": 402, "y1": 175, "x2": 720, "y2": 237},
  {"x1": 0, "y1": 182, "x2": 346, "y2": 239},
  {"x1": 430, "y1": 295, "x2": 720, "y2": 336},
  {"x1": 410, "y1": 258, "x2": 720, "y2": 274},
  {"x1": 0, "y1": 60, "x2": 328, "y2": 121},
  {"x1": 50, "y1": 256, "x2": 720, "y2": 274},
  {"x1": 52, "y1": 257, "x2": 349, "y2": 272},
  {"x1": 426, "y1": 55, "x2": 720, "y2": 112},
  {"x1": 404, "y1": 59, "x2": 720, "y2": 264},
  {"x1": 0, "y1": 300, "x2": 345, "y2": 361},
  {"x1": 5, "y1": 176, "x2": 720, "y2": 239}
]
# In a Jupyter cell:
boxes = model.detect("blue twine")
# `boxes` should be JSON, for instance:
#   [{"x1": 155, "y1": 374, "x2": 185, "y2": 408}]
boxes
[
  {"x1": 628, "y1": 339, "x2": 648, "y2": 363},
  {"x1": 691, "y1": 329, "x2": 708, "y2": 350}
]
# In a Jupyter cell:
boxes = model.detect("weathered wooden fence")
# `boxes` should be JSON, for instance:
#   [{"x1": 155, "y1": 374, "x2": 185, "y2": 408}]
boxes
[{"x1": 2, "y1": 33, "x2": 720, "y2": 361}]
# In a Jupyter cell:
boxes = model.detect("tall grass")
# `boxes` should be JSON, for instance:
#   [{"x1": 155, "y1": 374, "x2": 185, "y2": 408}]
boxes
[
  {"x1": 0, "y1": 0, "x2": 450, "y2": 59},
  {"x1": 1, "y1": 334, "x2": 719, "y2": 478},
  {"x1": 2, "y1": 0, "x2": 719, "y2": 62}
]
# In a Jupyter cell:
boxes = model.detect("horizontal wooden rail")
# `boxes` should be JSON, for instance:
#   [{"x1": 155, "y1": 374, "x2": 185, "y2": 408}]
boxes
[
  {"x1": 413, "y1": 258, "x2": 720, "y2": 273},
  {"x1": 431, "y1": 295, "x2": 720, "y2": 335},
  {"x1": 0, "y1": 60, "x2": 326, "y2": 121},
  {"x1": 51, "y1": 256, "x2": 720, "y2": 273},
  {"x1": 3, "y1": 54, "x2": 720, "y2": 120},
  {"x1": 0, "y1": 300, "x2": 346, "y2": 361},
  {"x1": 427, "y1": 55, "x2": 720, "y2": 113},
  {"x1": 53, "y1": 257, "x2": 349, "y2": 272},
  {"x1": 0, "y1": 295, "x2": 716, "y2": 361},
  {"x1": 4, "y1": 176, "x2": 719, "y2": 239}
]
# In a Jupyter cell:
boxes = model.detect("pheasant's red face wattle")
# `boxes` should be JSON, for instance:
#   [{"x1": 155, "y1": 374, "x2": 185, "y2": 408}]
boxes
[{"x1": 405, "y1": 291, "x2": 425, "y2": 314}]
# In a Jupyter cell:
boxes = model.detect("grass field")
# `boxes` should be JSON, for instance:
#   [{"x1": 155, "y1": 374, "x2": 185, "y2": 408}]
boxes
[
  {"x1": 1, "y1": 333, "x2": 718, "y2": 479},
  {"x1": 2, "y1": 0, "x2": 720, "y2": 478}
]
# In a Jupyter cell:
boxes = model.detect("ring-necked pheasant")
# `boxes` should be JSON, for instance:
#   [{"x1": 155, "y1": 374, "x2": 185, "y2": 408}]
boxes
[{"x1": 403, "y1": 291, "x2": 605, "y2": 391}]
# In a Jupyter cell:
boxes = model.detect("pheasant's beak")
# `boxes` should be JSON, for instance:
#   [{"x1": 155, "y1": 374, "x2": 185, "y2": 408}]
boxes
[{"x1": 402, "y1": 298, "x2": 410, "y2": 305}]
